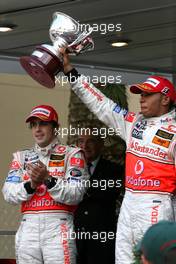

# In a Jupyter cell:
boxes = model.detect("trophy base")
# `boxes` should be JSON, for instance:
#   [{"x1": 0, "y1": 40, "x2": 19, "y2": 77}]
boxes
[{"x1": 20, "y1": 46, "x2": 63, "y2": 88}]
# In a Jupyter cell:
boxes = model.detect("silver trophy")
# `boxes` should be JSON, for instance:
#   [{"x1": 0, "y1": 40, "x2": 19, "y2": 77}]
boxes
[{"x1": 20, "y1": 12, "x2": 94, "y2": 88}]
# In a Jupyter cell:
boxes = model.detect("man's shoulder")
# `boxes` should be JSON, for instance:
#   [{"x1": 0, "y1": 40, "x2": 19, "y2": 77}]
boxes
[
  {"x1": 100, "y1": 158, "x2": 114, "y2": 165},
  {"x1": 124, "y1": 111, "x2": 138, "y2": 123},
  {"x1": 97, "y1": 158, "x2": 118, "y2": 172},
  {"x1": 100, "y1": 158, "x2": 117, "y2": 166},
  {"x1": 98, "y1": 158, "x2": 124, "y2": 175},
  {"x1": 14, "y1": 147, "x2": 33, "y2": 155},
  {"x1": 12, "y1": 147, "x2": 34, "y2": 165}
]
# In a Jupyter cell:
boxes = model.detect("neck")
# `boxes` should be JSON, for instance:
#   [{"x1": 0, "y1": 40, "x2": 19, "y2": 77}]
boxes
[
  {"x1": 37, "y1": 137, "x2": 57, "y2": 148},
  {"x1": 87, "y1": 155, "x2": 100, "y2": 163}
]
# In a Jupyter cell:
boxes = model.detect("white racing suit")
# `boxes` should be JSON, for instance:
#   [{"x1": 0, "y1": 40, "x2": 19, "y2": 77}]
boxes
[
  {"x1": 66, "y1": 73, "x2": 176, "y2": 264},
  {"x1": 2, "y1": 138, "x2": 89, "y2": 264}
]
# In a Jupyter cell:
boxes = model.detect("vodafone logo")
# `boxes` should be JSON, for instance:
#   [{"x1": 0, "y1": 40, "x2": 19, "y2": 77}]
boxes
[
  {"x1": 71, "y1": 157, "x2": 84, "y2": 168},
  {"x1": 56, "y1": 146, "x2": 67, "y2": 154},
  {"x1": 36, "y1": 184, "x2": 47, "y2": 196},
  {"x1": 135, "y1": 160, "x2": 144, "y2": 175},
  {"x1": 151, "y1": 205, "x2": 159, "y2": 224},
  {"x1": 10, "y1": 161, "x2": 20, "y2": 170},
  {"x1": 75, "y1": 159, "x2": 81, "y2": 165}
]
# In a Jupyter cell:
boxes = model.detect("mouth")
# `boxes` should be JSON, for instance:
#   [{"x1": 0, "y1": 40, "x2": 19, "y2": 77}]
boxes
[
  {"x1": 84, "y1": 150, "x2": 91, "y2": 155},
  {"x1": 35, "y1": 134, "x2": 44, "y2": 140},
  {"x1": 140, "y1": 105, "x2": 147, "y2": 111}
]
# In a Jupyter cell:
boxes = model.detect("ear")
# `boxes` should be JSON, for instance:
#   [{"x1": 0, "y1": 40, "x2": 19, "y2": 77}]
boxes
[
  {"x1": 161, "y1": 95, "x2": 170, "y2": 106},
  {"x1": 52, "y1": 124, "x2": 59, "y2": 136}
]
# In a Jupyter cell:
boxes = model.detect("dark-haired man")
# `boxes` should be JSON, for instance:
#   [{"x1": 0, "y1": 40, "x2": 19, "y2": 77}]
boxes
[
  {"x1": 62, "y1": 52, "x2": 176, "y2": 264},
  {"x1": 2, "y1": 104, "x2": 89, "y2": 264}
]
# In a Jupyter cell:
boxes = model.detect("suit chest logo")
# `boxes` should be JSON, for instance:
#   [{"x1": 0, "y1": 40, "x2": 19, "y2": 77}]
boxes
[{"x1": 132, "y1": 120, "x2": 147, "y2": 140}]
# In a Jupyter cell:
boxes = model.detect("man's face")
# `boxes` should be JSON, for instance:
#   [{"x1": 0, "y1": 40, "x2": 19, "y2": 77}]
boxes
[
  {"x1": 139, "y1": 92, "x2": 169, "y2": 117},
  {"x1": 30, "y1": 118, "x2": 56, "y2": 147},
  {"x1": 77, "y1": 134, "x2": 103, "y2": 162}
]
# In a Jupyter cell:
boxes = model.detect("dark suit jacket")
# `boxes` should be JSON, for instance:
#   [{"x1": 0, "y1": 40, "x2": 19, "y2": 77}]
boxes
[{"x1": 74, "y1": 157, "x2": 124, "y2": 232}]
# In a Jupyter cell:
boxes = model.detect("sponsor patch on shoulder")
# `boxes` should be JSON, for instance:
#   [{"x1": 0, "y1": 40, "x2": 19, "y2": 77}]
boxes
[
  {"x1": 6, "y1": 175, "x2": 21, "y2": 183},
  {"x1": 122, "y1": 109, "x2": 128, "y2": 117},
  {"x1": 125, "y1": 112, "x2": 135, "y2": 122},
  {"x1": 10, "y1": 161, "x2": 20, "y2": 170},
  {"x1": 70, "y1": 157, "x2": 84, "y2": 168},
  {"x1": 113, "y1": 104, "x2": 121, "y2": 113}
]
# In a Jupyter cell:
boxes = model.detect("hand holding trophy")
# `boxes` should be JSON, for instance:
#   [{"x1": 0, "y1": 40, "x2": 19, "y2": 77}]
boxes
[{"x1": 20, "y1": 12, "x2": 94, "y2": 88}]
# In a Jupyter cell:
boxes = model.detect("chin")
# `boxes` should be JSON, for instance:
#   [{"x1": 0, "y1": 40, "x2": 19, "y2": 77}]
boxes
[
  {"x1": 35, "y1": 139, "x2": 46, "y2": 146},
  {"x1": 143, "y1": 113, "x2": 153, "y2": 118},
  {"x1": 37, "y1": 142, "x2": 46, "y2": 147},
  {"x1": 35, "y1": 138, "x2": 44, "y2": 143},
  {"x1": 141, "y1": 110, "x2": 149, "y2": 118},
  {"x1": 85, "y1": 154, "x2": 91, "y2": 161}
]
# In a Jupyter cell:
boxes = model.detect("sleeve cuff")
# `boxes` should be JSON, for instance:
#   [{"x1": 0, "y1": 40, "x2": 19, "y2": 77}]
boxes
[
  {"x1": 65, "y1": 68, "x2": 80, "y2": 83},
  {"x1": 24, "y1": 181, "x2": 36, "y2": 194}
]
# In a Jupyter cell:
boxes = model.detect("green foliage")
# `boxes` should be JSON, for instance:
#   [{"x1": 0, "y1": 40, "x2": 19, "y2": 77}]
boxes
[
  {"x1": 97, "y1": 83, "x2": 128, "y2": 109},
  {"x1": 133, "y1": 246, "x2": 142, "y2": 264}
]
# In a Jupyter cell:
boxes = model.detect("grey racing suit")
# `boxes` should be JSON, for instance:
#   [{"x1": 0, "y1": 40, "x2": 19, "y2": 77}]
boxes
[
  {"x1": 2, "y1": 138, "x2": 89, "y2": 264},
  {"x1": 65, "y1": 72, "x2": 176, "y2": 264}
]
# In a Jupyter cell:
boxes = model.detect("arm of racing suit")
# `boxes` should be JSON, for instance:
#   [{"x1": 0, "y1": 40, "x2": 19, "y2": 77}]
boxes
[
  {"x1": 45, "y1": 147, "x2": 89, "y2": 205},
  {"x1": 65, "y1": 68, "x2": 130, "y2": 141},
  {"x1": 2, "y1": 151, "x2": 36, "y2": 204}
]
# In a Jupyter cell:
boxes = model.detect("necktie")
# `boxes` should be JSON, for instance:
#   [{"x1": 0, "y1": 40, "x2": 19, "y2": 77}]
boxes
[{"x1": 87, "y1": 162, "x2": 92, "y2": 175}]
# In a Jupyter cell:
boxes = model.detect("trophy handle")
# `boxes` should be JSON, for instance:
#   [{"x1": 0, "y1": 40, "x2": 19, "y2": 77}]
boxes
[{"x1": 68, "y1": 37, "x2": 94, "y2": 55}]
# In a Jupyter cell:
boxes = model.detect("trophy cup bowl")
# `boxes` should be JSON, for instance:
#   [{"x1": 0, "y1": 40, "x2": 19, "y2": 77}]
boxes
[{"x1": 20, "y1": 12, "x2": 94, "y2": 88}]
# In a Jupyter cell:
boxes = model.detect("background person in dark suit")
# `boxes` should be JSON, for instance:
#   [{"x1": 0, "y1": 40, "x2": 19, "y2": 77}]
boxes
[{"x1": 74, "y1": 128, "x2": 124, "y2": 264}]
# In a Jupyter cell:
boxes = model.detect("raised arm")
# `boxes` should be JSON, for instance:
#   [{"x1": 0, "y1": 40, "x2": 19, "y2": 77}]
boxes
[{"x1": 62, "y1": 52, "x2": 129, "y2": 141}]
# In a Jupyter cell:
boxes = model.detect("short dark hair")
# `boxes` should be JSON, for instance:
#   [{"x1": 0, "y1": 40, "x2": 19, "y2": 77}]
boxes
[{"x1": 29, "y1": 120, "x2": 59, "y2": 130}]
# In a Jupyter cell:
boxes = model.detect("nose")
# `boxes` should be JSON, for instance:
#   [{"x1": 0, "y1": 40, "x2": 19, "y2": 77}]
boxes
[
  {"x1": 34, "y1": 123, "x2": 41, "y2": 131},
  {"x1": 140, "y1": 94, "x2": 145, "y2": 103},
  {"x1": 81, "y1": 142, "x2": 87, "y2": 150},
  {"x1": 79, "y1": 141, "x2": 89, "y2": 151}
]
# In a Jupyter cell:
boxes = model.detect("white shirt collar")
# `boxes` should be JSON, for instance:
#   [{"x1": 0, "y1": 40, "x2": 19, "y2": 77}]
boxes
[
  {"x1": 35, "y1": 137, "x2": 59, "y2": 156},
  {"x1": 91, "y1": 156, "x2": 101, "y2": 168},
  {"x1": 88, "y1": 156, "x2": 101, "y2": 174}
]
